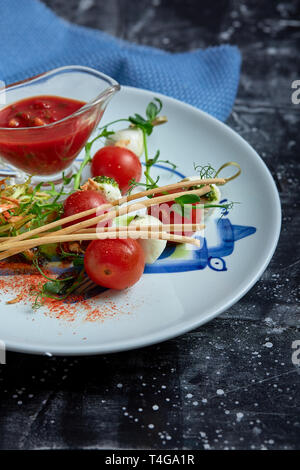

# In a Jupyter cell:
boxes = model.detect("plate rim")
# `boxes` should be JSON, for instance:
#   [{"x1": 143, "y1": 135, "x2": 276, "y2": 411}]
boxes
[{"x1": 2, "y1": 85, "x2": 282, "y2": 356}]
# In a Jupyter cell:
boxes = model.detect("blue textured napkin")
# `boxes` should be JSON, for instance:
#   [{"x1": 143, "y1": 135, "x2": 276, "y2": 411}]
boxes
[{"x1": 0, "y1": 0, "x2": 241, "y2": 121}]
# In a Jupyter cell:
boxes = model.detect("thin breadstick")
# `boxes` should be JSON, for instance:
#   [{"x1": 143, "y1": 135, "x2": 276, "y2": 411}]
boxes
[
  {"x1": 70, "y1": 224, "x2": 205, "y2": 234},
  {"x1": 0, "y1": 231, "x2": 200, "y2": 260},
  {"x1": 0, "y1": 223, "x2": 205, "y2": 240},
  {"x1": 96, "y1": 223, "x2": 205, "y2": 232},
  {"x1": 15, "y1": 231, "x2": 201, "y2": 248}
]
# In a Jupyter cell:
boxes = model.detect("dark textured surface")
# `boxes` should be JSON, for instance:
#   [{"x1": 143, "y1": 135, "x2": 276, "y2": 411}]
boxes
[{"x1": 0, "y1": 0, "x2": 299, "y2": 450}]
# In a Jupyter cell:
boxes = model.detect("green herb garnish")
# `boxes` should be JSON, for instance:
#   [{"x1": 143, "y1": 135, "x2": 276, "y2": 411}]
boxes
[{"x1": 92, "y1": 175, "x2": 119, "y2": 187}]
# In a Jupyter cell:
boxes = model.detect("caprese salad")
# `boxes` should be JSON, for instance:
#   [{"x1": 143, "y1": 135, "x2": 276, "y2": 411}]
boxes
[{"x1": 0, "y1": 98, "x2": 240, "y2": 307}]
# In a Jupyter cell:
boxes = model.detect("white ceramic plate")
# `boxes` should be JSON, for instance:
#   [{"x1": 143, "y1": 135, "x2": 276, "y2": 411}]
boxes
[{"x1": 0, "y1": 86, "x2": 281, "y2": 355}]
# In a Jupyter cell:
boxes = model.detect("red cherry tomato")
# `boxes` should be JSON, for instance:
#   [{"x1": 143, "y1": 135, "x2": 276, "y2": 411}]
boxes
[
  {"x1": 62, "y1": 190, "x2": 111, "y2": 228},
  {"x1": 148, "y1": 188, "x2": 203, "y2": 236},
  {"x1": 84, "y1": 238, "x2": 145, "y2": 290},
  {"x1": 91, "y1": 146, "x2": 142, "y2": 194}
]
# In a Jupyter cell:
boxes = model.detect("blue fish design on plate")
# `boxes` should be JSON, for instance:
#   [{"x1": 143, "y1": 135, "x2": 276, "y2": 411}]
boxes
[{"x1": 144, "y1": 217, "x2": 256, "y2": 274}]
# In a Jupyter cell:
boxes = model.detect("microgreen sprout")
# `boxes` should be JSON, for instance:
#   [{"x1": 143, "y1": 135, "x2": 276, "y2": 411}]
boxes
[
  {"x1": 128, "y1": 176, "x2": 160, "y2": 195},
  {"x1": 193, "y1": 163, "x2": 216, "y2": 179}
]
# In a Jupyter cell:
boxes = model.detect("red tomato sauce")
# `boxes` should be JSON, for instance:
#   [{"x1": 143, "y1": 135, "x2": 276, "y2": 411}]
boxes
[
  {"x1": 0, "y1": 95, "x2": 85, "y2": 128},
  {"x1": 0, "y1": 95, "x2": 99, "y2": 176}
]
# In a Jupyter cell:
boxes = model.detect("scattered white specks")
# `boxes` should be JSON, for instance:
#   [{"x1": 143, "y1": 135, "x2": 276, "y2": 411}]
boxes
[
  {"x1": 287, "y1": 141, "x2": 296, "y2": 150},
  {"x1": 158, "y1": 431, "x2": 172, "y2": 441},
  {"x1": 236, "y1": 412, "x2": 244, "y2": 422},
  {"x1": 152, "y1": 404, "x2": 159, "y2": 411},
  {"x1": 219, "y1": 28, "x2": 234, "y2": 40},
  {"x1": 116, "y1": 383, "x2": 123, "y2": 389},
  {"x1": 148, "y1": 424, "x2": 155, "y2": 429},
  {"x1": 186, "y1": 393, "x2": 193, "y2": 399},
  {"x1": 78, "y1": 0, "x2": 94, "y2": 12},
  {"x1": 216, "y1": 389, "x2": 225, "y2": 396},
  {"x1": 202, "y1": 398, "x2": 207, "y2": 404},
  {"x1": 264, "y1": 342, "x2": 273, "y2": 348},
  {"x1": 138, "y1": 408, "x2": 143, "y2": 412},
  {"x1": 253, "y1": 427, "x2": 262, "y2": 435},
  {"x1": 192, "y1": 401, "x2": 199, "y2": 406}
]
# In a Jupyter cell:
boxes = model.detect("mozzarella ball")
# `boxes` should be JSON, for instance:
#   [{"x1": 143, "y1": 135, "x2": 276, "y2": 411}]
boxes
[
  {"x1": 106, "y1": 127, "x2": 144, "y2": 157},
  {"x1": 129, "y1": 215, "x2": 167, "y2": 264}
]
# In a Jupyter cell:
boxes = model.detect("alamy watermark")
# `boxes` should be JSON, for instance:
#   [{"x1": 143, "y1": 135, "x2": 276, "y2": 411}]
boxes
[
  {"x1": 0, "y1": 80, "x2": 6, "y2": 105},
  {"x1": 0, "y1": 340, "x2": 6, "y2": 364},
  {"x1": 291, "y1": 340, "x2": 300, "y2": 366},
  {"x1": 95, "y1": 201, "x2": 205, "y2": 250},
  {"x1": 291, "y1": 80, "x2": 300, "y2": 104}
]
